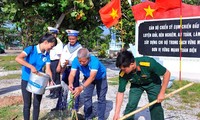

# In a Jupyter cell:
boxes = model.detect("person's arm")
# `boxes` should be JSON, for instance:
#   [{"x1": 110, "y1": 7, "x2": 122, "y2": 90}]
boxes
[
  {"x1": 45, "y1": 63, "x2": 54, "y2": 86},
  {"x1": 56, "y1": 60, "x2": 62, "y2": 73},
  {"x1": 45, "y1": 64, "x2": 52, "y2": 79},
  {"x1": 157, "y1": 69, "x2": 171, "y2": 103},
  {"x1": 59, "y1": 59, "x2": 67, "y2": 73},
  {"x1": 68, "y1": 69, "x2": 77, "y2": 91},
  {"x1": 60, "y1": 46, "x2": 68, "y2": 68},
  {"x1": 73, "y1": 71, "x2": 97, "y2": 98},
  {"x1": 82, "y1": 71, "x2": 96, "y2": 88},
  {"x1": 15, "y1": 52, "x2": 37, "y2": 73},
  {"x1": 113, "y1": 92, "x2": 124, "y2": 120}
]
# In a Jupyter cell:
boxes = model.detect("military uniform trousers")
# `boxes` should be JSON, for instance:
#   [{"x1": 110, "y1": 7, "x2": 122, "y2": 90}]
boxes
[{"x1": 124, "y1": 82, "x2": 164, "y2": 120}]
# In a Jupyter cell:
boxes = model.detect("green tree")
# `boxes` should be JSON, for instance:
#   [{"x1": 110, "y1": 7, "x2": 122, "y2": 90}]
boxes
[
  {"x1": 0, "y1": 0, "x2": 199, "y2": 51},
  {"x1": 0, "y1": 0, "x2": 109, "y2": 49},
  {"x1": 183, "y1": 0, "x2": 200, "y2": 5}
]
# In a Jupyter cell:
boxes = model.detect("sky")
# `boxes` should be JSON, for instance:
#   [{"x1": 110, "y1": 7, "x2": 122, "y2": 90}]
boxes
[{"x1": 101, "y1": 26, "x2": 110, "y2": 35}]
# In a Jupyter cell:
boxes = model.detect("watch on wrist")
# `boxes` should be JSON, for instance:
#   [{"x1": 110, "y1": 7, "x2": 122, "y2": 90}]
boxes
[{"x1": 81, "y1": 84, "x2": 86, "y2": 90}]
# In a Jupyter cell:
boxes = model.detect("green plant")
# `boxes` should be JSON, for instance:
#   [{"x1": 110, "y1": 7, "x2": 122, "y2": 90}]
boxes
[{"x1": 98, "y1": 43, "x2": 109, "y2": 58}]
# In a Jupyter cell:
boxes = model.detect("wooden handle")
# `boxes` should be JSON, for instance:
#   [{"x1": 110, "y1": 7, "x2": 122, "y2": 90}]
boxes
[{"x1": 119, "y1": 82, "x2": 194, "y2": 120}]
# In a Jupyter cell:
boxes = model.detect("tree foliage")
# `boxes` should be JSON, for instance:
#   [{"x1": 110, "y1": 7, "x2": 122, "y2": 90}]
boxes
[
  {"x1": 0, "y1": 0, "x2": 199, "y2": 51},
  {"x1": 183, "y1": 0, "x2": 200, "y2": 5},
  {"x1": 0, "y1": 0, "x2": 109, "y2": 48}
]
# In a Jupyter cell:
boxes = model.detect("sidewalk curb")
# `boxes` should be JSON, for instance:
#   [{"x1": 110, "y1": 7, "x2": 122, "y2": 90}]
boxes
[{"x1": 0, "y1": 70, "x2": 21, "y2": 76}]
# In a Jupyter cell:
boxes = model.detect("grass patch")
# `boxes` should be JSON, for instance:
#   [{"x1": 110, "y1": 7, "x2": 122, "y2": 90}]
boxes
[
  {"x1": 0, "y1": 105, "x2": 23, "y2": 120},
  {"x1": 166, "y1": 80, "x2": 200, "y2": 105},
  {"x1": 108, "y1": 76, "x2": 118, "y2": 85},
  {"x1": 108, "y1": 78, "x2": 200, "y2": 106},
  {"x1": 177, "y1": 105, "x2": 187, "y2": 110},
  {"x1": 0, "y1": 74, "x2": 21, "y2": 80},
  {"x1": 166, "y1": 105, "x2": 176, "y2": 110},
  {"x1": 197, "y1": 112, "x2": 200, "y2": 119},
  {"x1": 0, "y1": 56, "x2": 21, "y2": 71}
]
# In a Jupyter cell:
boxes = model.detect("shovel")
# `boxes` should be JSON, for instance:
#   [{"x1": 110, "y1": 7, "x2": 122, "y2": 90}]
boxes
[{"x1": 119, "y1": 82, "x2": 194, "y2": 120}]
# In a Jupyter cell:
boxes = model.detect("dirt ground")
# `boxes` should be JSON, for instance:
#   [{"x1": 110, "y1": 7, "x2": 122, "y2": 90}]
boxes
[
  {"x1": 0, "y1": 52, "x2": 200, "y2": 120},
  {"x1": 1, "y1": 75, "x2": 200, "y2": 120},
  {"x1": 0, "y1": 96, "x2": 23, "y2": 108}
]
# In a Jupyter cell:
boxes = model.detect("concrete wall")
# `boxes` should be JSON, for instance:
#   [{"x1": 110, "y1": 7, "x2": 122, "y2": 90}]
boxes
[{"x1": 129, "y1": 44, "x2": 200, "y2": 82}]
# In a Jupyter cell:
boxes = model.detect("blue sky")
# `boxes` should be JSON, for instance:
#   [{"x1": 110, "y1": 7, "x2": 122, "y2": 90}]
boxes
[
  {"x1": 4, "y1": 23, "x2": 111, "y2": 36},
  {"x1": 101, "y1": 26, "x2": 110, "y2": 35}
]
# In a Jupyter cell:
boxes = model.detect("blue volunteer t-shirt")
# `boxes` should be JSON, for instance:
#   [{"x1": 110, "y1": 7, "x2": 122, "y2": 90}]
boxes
[
  {"x1": 71, "y1": 55, "x2": 106, "y2": 80},
  {"x1": 21, "y1": 45, "x2": 50, "y2": 81}
]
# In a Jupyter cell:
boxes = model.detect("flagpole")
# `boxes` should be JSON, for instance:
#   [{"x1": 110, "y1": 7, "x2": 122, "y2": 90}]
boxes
[
  {"x1": 120, "y1": 19, "x2": 124, "y2": 49},
  {"x1": 179, "y1": 1, "x2": 183, "y2": 82}
]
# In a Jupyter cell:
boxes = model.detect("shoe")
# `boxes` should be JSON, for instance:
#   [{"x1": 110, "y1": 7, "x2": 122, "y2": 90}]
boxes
[
  {"x1": 46, "y1": 93, "x2": 54, "y2": 98},
  {"x1": 51, "y1": 107, "x2": 59, "y2": 111}
]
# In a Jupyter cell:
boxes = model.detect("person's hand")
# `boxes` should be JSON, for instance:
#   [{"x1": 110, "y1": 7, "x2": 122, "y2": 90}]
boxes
[
  {"x1": 56, "y1": 65, "x2": 61, "y2": 73},
  {"x1": 48, "y1": 78, "x2": 55, "y2": 86},
  {"x1": 113, "y1": 114, "x2": 120, "y2": 120},
  {"x1": 50, "y1": 81, "x2": 54, "y2": 86},
  {"x1": 60, "y1": 67, "x2": 65, "y2": 73},
  {"x1": 64, "y1": 60, "x2": 69, "y2": 66},
  {"x1": 47, "y1": 80, "x2": 54, "y2": 86},
  {"x1": 30, "y1": 65, "x2": 37, "y2": 74},
  {"x1": 157, "y1": 92, "x2": 165, "y2": 103},
  {"x1": 72, "y1": 86, "x2": 83, "y2": 98},
  {"x1": 68, "y1": 83, "x2": 74, "y2": 92}
]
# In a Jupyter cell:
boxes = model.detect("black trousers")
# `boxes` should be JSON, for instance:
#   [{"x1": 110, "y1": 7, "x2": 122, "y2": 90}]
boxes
[
  {"x1": 55, "y1": 67, "x2": 80, "y2": 111},
  {"x1": 21, "y1": 80, "x2": 42, "y2": 120},
  {"x1": 50, "y1": 60, "x2": 61, "y2": 95}
]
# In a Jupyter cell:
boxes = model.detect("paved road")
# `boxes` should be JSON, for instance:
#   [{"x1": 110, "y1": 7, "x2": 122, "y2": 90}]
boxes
[{"x1": 0, "y1": 49, "x2": 22, "y2": 56}]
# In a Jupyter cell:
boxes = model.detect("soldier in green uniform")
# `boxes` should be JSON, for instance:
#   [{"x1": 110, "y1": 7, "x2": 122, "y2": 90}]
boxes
[{"x1": 113, "y1": 50, "x2": 170, "y2": 120}]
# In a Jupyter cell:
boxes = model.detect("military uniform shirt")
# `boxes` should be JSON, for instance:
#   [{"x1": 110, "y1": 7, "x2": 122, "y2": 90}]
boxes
[
  {"x1": 50, "y1": 38, "x2": 63, "y2": 60},
  {"x1": 118, "y1": 56, "x2": 166, "y2": 92},
  {"x1": 60, "y1": 42, "x2": 82, "y2": 67}
]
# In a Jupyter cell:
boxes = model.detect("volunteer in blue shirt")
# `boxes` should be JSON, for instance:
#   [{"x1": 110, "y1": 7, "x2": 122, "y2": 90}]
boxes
[
  {"x1": 15, "y1": 33, "x2": 57, "y2": 120},
  {"x1": 68, "y1": 48, "x2": 108, "y2": 120}
]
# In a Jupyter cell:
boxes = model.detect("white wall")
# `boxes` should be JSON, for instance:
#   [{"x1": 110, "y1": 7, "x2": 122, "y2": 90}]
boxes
[
  {"x1": 154, "y1": 56, "x2": 200, "y2": 81},
  {"x1": 129, "y1": 44, "x2": 200, "y2": 82}
]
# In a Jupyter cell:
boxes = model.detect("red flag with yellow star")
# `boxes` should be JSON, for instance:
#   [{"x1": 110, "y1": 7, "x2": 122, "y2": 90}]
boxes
[
  {"x1": 131, "y1": 1, "x2": 156, "y2": 21},
  {"x1": 99, "y1": 0, "x2": 122, "y2": 28},
  {"x1": 155, "y1": 0, "x2": 181, "y2": 11},
  {"x1": 132, "y1": 1, "x2": 200, "y2": 21}
]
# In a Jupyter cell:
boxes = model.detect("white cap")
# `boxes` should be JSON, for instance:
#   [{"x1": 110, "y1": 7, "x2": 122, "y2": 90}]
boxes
[
  {"x1": 66, "y1": 29, "x2": 79, "y2": 36},
  {"x1": 47, "y1": 26, "x2": 59, "y2": 34}
]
